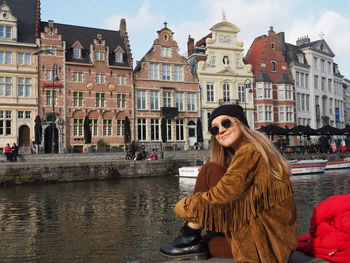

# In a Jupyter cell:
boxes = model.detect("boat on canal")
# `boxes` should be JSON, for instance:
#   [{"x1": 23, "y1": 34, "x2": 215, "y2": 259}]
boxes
[
  {"x1": 325, "y1": 158, "x2": 350, "y2": 170},
  {"x1": 288, "y1": 159, "x2": 328, "y2": 175},
  {"x1": 178, "y1": 166, "x2": 201, "y2": 178}
]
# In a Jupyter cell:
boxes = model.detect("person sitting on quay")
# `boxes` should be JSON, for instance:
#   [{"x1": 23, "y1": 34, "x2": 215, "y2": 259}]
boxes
[
  {"x1": 148, "y1": 150, "x2": 158, "y2": 160},
  {"x1": 11, "y1": 143, "x2": 19, "y2": 162},
  {"x1": 3, "y1": 143, "x2": 12, "y2": 161}
]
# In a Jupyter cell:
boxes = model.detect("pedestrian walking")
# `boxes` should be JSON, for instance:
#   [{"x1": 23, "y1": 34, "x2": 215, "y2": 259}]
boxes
[
  {"x1": 3, "y1": 143, "x2": 11, "y2": 161},
  {"x1": 11, "y1": 143, "x2": 19, "y2": 162}
]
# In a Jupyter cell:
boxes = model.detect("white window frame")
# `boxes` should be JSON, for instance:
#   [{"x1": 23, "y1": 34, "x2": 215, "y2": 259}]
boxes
[
  {"x1": 137, "y1": 90, "x2": 146, "y2": 110},
  {"x1": 150, "y1": 91, "x2": 159, "y2": 110},
  {"x1": 162, "y1": 64, "x2": 171, "y2": 80}
]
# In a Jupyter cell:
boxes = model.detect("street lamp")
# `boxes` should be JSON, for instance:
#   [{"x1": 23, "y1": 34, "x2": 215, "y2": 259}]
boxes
[
  {"x1": 51, "y1": 64, "x2": 59, "y2": 153},
  {"x1": 244, "y1": 79, "x2": 253, "y2": 116}
]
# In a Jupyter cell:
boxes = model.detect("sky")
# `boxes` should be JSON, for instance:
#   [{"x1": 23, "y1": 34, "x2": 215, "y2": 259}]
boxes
[{"x1": 41, "y1": 0, "x2": 350, "y2": 78}]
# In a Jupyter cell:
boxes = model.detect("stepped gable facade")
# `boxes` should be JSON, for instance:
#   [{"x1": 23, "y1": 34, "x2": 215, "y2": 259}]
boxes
[
  {"x1": 134, "y1": 23, "x2": 199, "y2": 150},
  {"x1": 38, "y1": 19, "x2": 133, "y2": 153}
]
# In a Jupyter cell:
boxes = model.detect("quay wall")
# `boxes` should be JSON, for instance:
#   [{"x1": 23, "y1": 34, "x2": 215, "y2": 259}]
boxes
[{"x1": 0, "y1": 151, "x2": 209, "y2": 185}]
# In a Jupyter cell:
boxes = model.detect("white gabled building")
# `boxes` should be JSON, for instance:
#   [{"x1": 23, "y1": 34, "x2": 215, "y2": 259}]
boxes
[
  {"x1": 286, "y1": 36, "x2": 344, "y2": 129},
  {"x1": 187, "y1": 18, "x2": 253, "y2": 148}
]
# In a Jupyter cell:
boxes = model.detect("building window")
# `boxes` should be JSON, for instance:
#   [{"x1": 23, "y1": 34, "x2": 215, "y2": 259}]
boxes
[
  {"x1": 257, "y1": 105, "x2": 263, "y2": 122},
  {"x1": 176, "y1": 119, "x2": 184, "y2": 141},
  {"x1": 116, "y1": 119, "x2": 125, "y2": 136},
  {"x1": 115, "y1": 52, "x2": 123, "y2": 63},
  {"x1": 187, "y1": 93, "x2": 196, "y2": 111},
  {"x1": 46, "y1": 90, "x2": 57, "y2": 106},
  {"x1": 279, "y1": 107, "x2": 285, "y2": 122},
  {"x1": 301, "y1": 94, "x2": 305, "y2": 111},
  {"x1": 271, "y1": 61, "x2": 276, "y2": 72},
  {"x1": 17, "y1": 111, "x2": 31, "y2": 119},
  {"x1": 161, "y1": 47, "x2": 171, "y2": 57},
  {"x1": 150, "y1": 91, "x2": 159, "y2": 110},
  {"x1": 313, "y1": 57, "x2": 318, "y2": 70},
  {"x1": 137, "y1": 90, "x2": 146, "y2": 110},
  {"x1": 321, "y1": 77, "x2": 326, "y2": 91},
  {"x1": 174, "y1": 66, "x2": 183, "y2": 81},
  {"x1": 103, "y1": 119, "x2": 112, "y2": 136},
  {"x1": 238, "y1": 85, "x2": 245, "y2": 103},
  {"x1": 95, "y1": 74, "x2": 105, "y2": 84},
  {"x1": 17, "y1": 78, "x2": 32, "y2": 97},
  {"x1": 0, "y1": 110, "x2": 12, "y2": 135},
  {"x1": 117, "y1": 94, "x2": 126, "y2": 108},
  {"x1": 314, "y1": 75, "x2": 319, "y2": 89},
  {"x1": 0, "y1": 26, "x2": 12, "y2": 39},
  {"x1": 328, "y1": 79, "x2": 332, "y2": 92},
  {"x1": 73, "y1": 91, "x2": 83, "y2": 107},
  {"x1": 18, "y1": 53, "x2": 31, "y2": 65},
  {"x1": 265, "y1": 105, "x2": 273, "y2": 121},
  {"x1": 175, "y1": 92, "x2": 184, "y2": 111},
  {"x1": 0, "y1": 51, "x2": 12, "y2": 64},
  {"x1": 296, "y1": 93, "x2": 301, "y2": 111},
  {"x1": 116, "y1": 75, "x2": 126, "y2": 85},
  {"x1": 321, "y1": 59, "x2": 325, "y2": 73},
  {"x1": 163, "y1": 91, "x2": 172, "y2": 107},
  {"x1": 297, "y1": 54, "x2": 304, "y2": 64},
  {"x1": 223, "y1": 82, "x2": 230, "y2": 102},
  {"x1": 151, "y1": 119, "x2": 159, "y2": 141},
  {"x1": 137, "y1": 118, "x2": 147, "y2": 141},
  {"x1": 46, "y1": 46, "x2": 56, "y2": 55},
  {"x1": 73, "y1": 72, "x2": 83, "y2": 82},
  {"x1": 73, "y1": 48, "x2": 81, "y2": 59},
  {"x1": 305, "y1": 74, "x2": 309, "y2": 88},
  {"x1": 306, "y1": 94, "x2": 310, "y2": 111},
  {"x1": 0, "y1": 76, "x2": 12, "y2": 96},
  {"x1": 95, "y1": 51, "x2": 105, "y2": 61},
  {"x1": 149, "y1": 63, "x2": 159, "y2": 80},
  {"x1": 286, "y1": 106, "x2": 293, "y2": 122},
  {"x1": 45, "y1": 70, "x2": 53, "y2": 80},
  {"x1": 206, "y1": 83, "x2": 214, "y2": 102},
  {"x1": 162, "y1": 64, "x2": 171, "y2": 80},
  {"x1": 90, "y1": 119, "x2": 98, "y2": 136},
  {"x1": 73, "y1": 119, "x2": 83, "y2": 136},
  {"x1": 96, "y1": 93, "x2": 105, "y2": 107},
  {"x1": 330, "y1": 98, "x2": 333, "y2": 114},
  {"x1": 264, "y1": 83, "x2": 272, "y2": 99}
]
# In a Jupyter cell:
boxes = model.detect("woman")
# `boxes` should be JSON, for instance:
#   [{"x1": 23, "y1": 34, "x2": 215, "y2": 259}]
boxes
[{"x1": 160, "y1": 104, "x2": 297, "y2": 262}]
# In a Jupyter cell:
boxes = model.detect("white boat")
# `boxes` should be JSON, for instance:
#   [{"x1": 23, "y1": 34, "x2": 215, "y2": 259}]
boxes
[
  {"x1": 178, "y1": 166, "x2": 201, "y2": 178},
  {"x1": 326, "y1": 158, "x2": 350, "y2": 170},
  {"x1": 288, "y1": 159, "x2": 327, "y2": 175}
]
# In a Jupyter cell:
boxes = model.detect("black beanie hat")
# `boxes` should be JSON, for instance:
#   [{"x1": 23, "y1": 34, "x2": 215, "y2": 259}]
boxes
[{"x1": 208, "y1": 104, "x2": 249, "y2": 128}]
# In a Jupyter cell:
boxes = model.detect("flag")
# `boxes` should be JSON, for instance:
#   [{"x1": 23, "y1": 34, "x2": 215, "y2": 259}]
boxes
[
  {"x1": 330, "y1": 138, "x2": 337, "y2": 153},
  {"x1": 341, "y1": 137, "x2": 347, "y2": 152}
]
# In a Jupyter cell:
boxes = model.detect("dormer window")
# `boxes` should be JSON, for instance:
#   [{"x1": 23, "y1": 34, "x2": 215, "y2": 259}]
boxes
[
  {"x1": 161, "y1": 47, "x2": 171, "y2": 57},
  {"x1": 115, "y1": 52, "x2": 123, "y2": 63},
  {"x1": 73, "y1": 48, "x2": 81, "y2": 59},
  {"x1": 0, "y1": 25, "x2": 11, "y2": 38},
  {"x1": 297, "y1": 54, "x2": 304, "y2": 64},
  {"x1": 95, "y1": 51, "x2": 105, "y2": 61}
]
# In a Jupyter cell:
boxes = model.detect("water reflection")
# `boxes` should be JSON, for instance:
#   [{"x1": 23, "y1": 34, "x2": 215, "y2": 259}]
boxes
[{"x1": 1, "y1": 170, "x2": 350, "y2": 263}]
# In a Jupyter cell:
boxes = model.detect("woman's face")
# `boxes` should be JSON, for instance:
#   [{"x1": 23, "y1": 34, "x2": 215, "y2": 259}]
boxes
[{"x1": 211, "y1": 115, "x2": 243, "y2": 149}]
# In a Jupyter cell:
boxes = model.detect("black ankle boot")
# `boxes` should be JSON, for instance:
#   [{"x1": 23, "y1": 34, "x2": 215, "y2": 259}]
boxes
[{"x1": 159, "y1": 223, "x2": 208, "y2": 260}]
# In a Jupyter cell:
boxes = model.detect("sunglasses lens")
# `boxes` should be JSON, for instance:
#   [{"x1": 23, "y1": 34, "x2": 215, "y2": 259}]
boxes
[
  {"x1": 222, "y1": 119, "x2": 232, "y2": 128},
  {"x1": 210, "y1": 126, "x2": 219, "y2": 136}
]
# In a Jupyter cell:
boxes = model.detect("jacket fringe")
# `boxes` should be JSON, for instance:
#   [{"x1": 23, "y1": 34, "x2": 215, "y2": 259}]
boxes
[{"x1": 185, "y1": 176, "x2": 294, "y2": 233}]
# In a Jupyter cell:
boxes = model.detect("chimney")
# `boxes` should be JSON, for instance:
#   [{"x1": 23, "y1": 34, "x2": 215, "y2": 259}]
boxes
[
  {"x1": 35, "y1": 0, "x2": 41, "y2": 38},
  {"x1": 268, "y1": 26, "x2": 275, "y2": 37},
  {"x1": 296, "y1": 35, "x2": 310, "y2": 46},
  {"x1": 187, "y1": 35, "x2": 194, "y2": 57},
  {"x1": 119, "y1": 18, "x2": 126, "y2": 37}
]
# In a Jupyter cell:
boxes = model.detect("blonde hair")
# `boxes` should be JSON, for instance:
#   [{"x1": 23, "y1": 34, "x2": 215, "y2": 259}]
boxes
[{"x1": 209, "y1": 119, "x2": 290, "y2": 180}]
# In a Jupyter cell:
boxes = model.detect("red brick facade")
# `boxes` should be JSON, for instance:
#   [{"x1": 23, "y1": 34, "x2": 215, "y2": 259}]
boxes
[
  {"x1": 38, "y1": 20, "x2": 133, "y2": 153},
  {"x1": 245, "y1": 26, "x2": 296, "y2": 130},
  {"x1": 134, "y1": 24, "x2": 199, "y2": 151}
]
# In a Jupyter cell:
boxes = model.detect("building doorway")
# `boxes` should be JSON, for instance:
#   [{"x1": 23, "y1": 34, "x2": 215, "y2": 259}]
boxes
[
  {"x1": 187, "y1": 120, "x2": 196, "y2": 147},
  {"x1": 44, "y1": 125, "x2": 59, "y2": 153},
  {"x1": 18, "y1": 125, "x2": 31, "y2": 147}
]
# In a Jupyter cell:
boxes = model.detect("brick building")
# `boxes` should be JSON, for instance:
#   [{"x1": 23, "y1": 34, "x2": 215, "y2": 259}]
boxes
[
  {"x1": 245, "y1": 26, "x2": 296, "y2": 132},
  {"x1": 37, "y1": 19, "x2": 133, "y2": 153},
  {"x1": 133, "y1": 23, "x2": 199, "y2": 151}
]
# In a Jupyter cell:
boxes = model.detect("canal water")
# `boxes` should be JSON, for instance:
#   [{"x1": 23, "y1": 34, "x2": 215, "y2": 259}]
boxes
[{"x1": 1, "y1": 170, "x2": 350, "y2": 263}]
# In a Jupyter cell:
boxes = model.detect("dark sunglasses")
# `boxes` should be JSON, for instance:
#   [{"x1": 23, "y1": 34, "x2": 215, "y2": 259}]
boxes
[{"x1": 210, "y1": 119, "x2": 233, "y2": 136}]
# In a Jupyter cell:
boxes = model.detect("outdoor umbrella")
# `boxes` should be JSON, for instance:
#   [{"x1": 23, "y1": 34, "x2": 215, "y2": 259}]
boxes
[
  {"x1": 342, "y1": 124, "x2": 350, "y2": 135},
  {"x1": 161, "y1": 117, "x2": 167, "y2": 143},
  {"x1": 196, "y1": 118, "x2": 204, "y2": 143},
  {"x1": 34, "y1": 115, "x2": 42, "y2": 145},
  {"x1": 289, "y1": 125, "x2": 318, "y2": 136},
  {"x1": 84, "y1": 116, "x2": 92, "y2": 144},
  {"x1": 257, "y1": 124, "x2": 287, "y2": 135},
  {"x1": 124, "y1": 116, "x2": 131, "y2": 144},
  {"x1": 316, "y1": 124, "x2": 343, "y2": 136}
]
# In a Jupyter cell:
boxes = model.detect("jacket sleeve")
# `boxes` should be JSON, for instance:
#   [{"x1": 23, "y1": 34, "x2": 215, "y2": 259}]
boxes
[{"x1": 199, "y1": 144, "x2": 262, "y2": 204}]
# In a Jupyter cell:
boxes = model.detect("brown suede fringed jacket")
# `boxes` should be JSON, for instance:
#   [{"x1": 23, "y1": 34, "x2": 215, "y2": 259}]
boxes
[{"x1": 175, "y1": 142, "x2": 297, "y2": 263}]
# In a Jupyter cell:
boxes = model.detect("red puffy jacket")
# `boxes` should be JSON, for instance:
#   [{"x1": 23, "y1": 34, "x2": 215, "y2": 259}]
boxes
[{"x1": 297, "y1": 194, "x2": 350, "y2": 263}]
